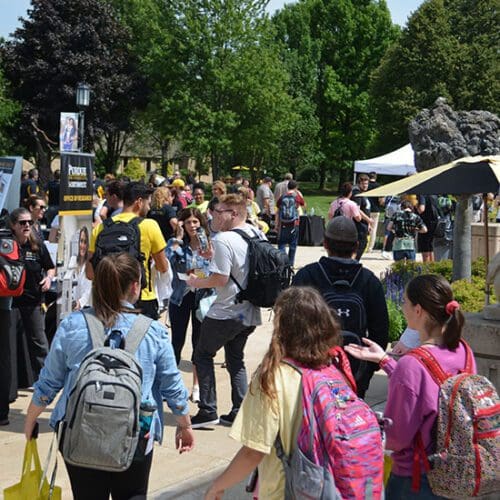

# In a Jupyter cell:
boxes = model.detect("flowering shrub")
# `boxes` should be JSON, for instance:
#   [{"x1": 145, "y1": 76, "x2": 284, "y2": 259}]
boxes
[{"x1": 381, "y1": 258, "x2": 494, "y2": 339}]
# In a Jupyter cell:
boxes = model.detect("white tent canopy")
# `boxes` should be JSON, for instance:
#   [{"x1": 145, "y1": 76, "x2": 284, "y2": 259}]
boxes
[{"x1": 354, "y1": 143, "x2": 416, "y2": 176}]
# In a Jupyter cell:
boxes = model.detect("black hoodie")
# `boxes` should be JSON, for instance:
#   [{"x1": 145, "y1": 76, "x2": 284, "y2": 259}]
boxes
[{"x1": 292, "y1": 256, "x2": 389, "y2": 392}]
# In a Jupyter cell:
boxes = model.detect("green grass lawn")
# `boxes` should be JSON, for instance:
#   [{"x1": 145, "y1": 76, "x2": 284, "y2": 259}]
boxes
[{"x1": 298, "y1": 181, "x2": 338, "y2": 218}]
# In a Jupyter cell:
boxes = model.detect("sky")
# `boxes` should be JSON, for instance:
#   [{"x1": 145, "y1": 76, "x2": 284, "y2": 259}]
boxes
[{"x1": 0, "y1": 0, "x2": 424, "y2": 39}]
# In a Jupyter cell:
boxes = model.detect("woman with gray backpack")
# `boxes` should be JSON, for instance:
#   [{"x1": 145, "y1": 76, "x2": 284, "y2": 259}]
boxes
[{"x1": 23, "y1": 252, "x2": 194, "y2": 499}]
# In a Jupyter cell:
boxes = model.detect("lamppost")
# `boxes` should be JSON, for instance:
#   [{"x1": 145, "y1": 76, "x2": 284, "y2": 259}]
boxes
[{"x1": 75, "y1": 83, "x2": 90, "y2": 152}]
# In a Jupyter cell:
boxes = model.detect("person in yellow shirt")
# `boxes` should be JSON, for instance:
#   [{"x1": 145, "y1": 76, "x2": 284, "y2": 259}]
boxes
[
  {"x1": 188, "y1": 185, "x2": 209, "y2": 213},
  {"x1": 87, "y1": 182, "x2": 169, "y2": 319}
]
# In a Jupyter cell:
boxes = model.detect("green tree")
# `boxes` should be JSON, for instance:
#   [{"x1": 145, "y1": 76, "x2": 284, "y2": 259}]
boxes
[
  {"x1": 370, "y1": 0, "x2": 500, "y2": 151},
  {"x1": 274, "y1": 0, "x2": 397, "y2": 188},
  {"x1": 0, "y1": 64, "x2": 20, "y2": 155},
  {"x1": 2, "y1": 0, "x2": 147, "y2": 179},
  {"x1": 141, "y1": 0, "x2": 294, "y2": 180}
]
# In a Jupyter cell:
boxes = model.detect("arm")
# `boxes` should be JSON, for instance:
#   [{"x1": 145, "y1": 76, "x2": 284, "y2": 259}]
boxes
[
  {"x1": 187, "y1": 272, "x2": 228, "y2": 289},
  {"x1": 205, "y1": 446, "x2": 265, "y2": 500},
  {"x1": 86, "y1": 252, "x2": 95, "y2": 280},
  {"x1": 152, "y1": 249, "x2": 168, "y2": 273}
]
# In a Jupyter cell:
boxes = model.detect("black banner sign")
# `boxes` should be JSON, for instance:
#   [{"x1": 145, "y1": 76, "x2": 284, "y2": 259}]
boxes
[{"x1": 59, "y1": 152, "x2": 94, "y2": 215}]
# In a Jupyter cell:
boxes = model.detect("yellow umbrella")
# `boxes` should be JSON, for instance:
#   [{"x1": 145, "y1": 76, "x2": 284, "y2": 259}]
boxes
[
  {"x1": 360, "y1": 156, "x2": 500, "y2": 198},
  {"x1": 232, "y1": 165, "x2": 250, "y2": 171}
]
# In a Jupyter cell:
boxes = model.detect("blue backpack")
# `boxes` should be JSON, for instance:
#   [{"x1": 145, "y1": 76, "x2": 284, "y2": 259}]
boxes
[{"x1": 279, "y1": 194, "x2": 299, "y2": 223}]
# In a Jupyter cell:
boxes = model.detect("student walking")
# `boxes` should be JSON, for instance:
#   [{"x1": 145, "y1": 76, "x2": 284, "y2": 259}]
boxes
[{"x1": 24, "y1": 253, "x2": 193, "y2": 499}]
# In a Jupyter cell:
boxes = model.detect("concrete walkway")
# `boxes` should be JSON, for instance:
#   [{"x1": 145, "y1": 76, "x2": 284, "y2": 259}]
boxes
[{"x1": 0, "y1": 247, "x2": 393, "y2": 499}]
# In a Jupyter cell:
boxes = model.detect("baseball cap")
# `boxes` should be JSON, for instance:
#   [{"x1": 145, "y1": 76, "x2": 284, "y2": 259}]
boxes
[
  {"x1": 324, "y1": 216, "x2": 358, "y2": 243},
  {"x1": 263, "y1": 176, "x2": 273, "y2": 183},
  {"x1": 172, "y1": 178, "x2": 185, "y2": 188}
]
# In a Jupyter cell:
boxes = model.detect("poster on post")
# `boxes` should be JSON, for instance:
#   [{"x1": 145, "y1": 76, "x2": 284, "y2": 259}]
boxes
[
  {"x1": 59, "y1": 112, "x2": 79, "y2": 152},
  {"x1": 0, "y1": 156, "x2": 22, "y2": 213},
  {"x1": 55, "y1": 152, "x2": 94, "y2": 322}
]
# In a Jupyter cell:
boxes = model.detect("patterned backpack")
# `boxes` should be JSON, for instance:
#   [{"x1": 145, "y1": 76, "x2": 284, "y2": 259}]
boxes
[
  {"x1": 409, "y1": 340, "x2": 500, "y2": 498},
  {"x1": 275, "y1": 351, "x2": 384, "y2": 499}
]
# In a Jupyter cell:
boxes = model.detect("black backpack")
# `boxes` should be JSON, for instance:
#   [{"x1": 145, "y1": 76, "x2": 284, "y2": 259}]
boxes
[
  {"x1": 230, "y1": 228, "x2": 292, "y2": 308},
  {"x1": 333, "y1": 201, "x2": 344, "y2": 218},
  {"x1": 317, "y1": 262, "x2": 368, "y2": 382},
  {"x1": 91, "y1": 217, "x2": 148, "y2": 289}
]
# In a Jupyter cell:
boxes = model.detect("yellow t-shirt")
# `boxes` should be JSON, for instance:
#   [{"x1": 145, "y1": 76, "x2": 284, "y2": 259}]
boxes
[
  {"x1": 230, "y1": 363, "x2": 302, "y2": 500},
  {"x1": 89, "y1": 212, "x2": 166, "y2": 301}
]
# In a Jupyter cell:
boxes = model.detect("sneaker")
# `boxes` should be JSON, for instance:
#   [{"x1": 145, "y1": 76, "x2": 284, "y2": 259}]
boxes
[
  {"x1": 219, "y1": 412, "x2": 237, "y2": 426},
  {"x1": 381, "y1": 251, "x2": 391, "y2": 259},
  {"x1": 0, "y1": 418, "x2": 9, "y2": 426},
  {"x1": 191, "y1": 412, "x2": 219, "y2": 429},
  {"x1": 190, "y1": 385, "x2": 200, "y2": 403}
]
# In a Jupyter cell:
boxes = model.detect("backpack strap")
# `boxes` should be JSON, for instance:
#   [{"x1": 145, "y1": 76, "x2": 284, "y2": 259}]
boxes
[
  {"x1": 317, "y1": 261, "x2": 363, "y2": 289},
  {"x1": 124, "y1": 314, "x2": 153, "y2": 354},
  {"x1": 406, "y1": 346, "x2": 449, "y2": 386},
  {"x1": 82, "y1": 309, "x2": 106, "y2": 349},
  {"x1": 229, "y1": 228, "x2": 257, "y2": 293},
  {"x1": 460, "y1": 339, "x2": 474, "y2": 374},
  {"x1": 412, "y1": 431, "x2": 431, "y2": 492}
]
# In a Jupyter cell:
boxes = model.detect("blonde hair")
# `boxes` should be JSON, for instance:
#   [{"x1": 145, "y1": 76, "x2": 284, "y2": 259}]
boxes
[
  {"x1": 212, "y1": 180, "x2": 227, "y2": 195},
  {"x1": 151, "y1": 186, "x2": 172, "y2": 209},
  {"x1": 218, "y1": 193, "x2": 247, "y2": 218}
]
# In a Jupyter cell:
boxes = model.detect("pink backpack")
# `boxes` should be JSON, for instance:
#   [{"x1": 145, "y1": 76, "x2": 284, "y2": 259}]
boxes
[
  {"x1": 409, "y1": 340, "x2": 500, "y2": 498},
  {"x1": 275, "y1": 351, "x2": 384, "y2": 499}
]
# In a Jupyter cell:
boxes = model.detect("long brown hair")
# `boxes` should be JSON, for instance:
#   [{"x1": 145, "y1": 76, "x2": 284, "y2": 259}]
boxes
[
  {"x1": 177, "y1": 207, "x2": 209, "y2": 245},
  {"x1": 254, "y1": 287, "x2": 341, "y2": 407},
  {"x1": 92, "y1": 253, "x2": 141, "y2": 328},
  {"x1": 9, "y1": 207, "x2": 40, "y2": 252}
]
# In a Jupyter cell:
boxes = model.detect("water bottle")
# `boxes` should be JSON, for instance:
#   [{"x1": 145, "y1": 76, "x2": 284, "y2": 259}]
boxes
[
  {"x1": 310, "y1": 207, "x2": 315, "y2": 216},
  {"x1": 135, "y1": 401, "x2": 157, "y2": 459},
  {"x1": 196, "y1": 227, "x2": 209, "y2": 252}
]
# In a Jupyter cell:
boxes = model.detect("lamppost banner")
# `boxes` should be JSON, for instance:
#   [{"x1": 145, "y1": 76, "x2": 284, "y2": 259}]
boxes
[
  {"x1": 59, "y1": 152, "x2": 93, "y2": 216},
  {"x1": 59, "y1": 112, "x2": 79, "y2": 152}
]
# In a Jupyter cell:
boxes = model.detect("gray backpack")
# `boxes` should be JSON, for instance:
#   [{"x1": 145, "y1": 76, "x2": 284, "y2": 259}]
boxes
[{"x1": 61, "y1": 310, "x2": 152, "y2": 472}]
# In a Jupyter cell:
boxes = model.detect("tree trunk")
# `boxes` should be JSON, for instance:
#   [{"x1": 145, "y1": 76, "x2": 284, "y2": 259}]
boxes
[
  {"x1": 211, "y1": 151, "x2": 219, "y2": 182},
  {"x1": 318, "y1": 159, "x2": 326, "y2": 189},
  {"x1": 452, "y1": 194, "x2": 472, "y2": 281}
]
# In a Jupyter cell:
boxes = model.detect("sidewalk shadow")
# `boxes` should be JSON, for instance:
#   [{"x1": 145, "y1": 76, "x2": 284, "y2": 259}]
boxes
[{"x1": 0, "y1": 408, "x2": 53, "y2": 436}]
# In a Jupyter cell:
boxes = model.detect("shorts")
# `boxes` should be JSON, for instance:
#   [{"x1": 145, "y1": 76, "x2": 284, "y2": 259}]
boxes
[{"x1": 417, "y1": 231, "x2": 434, "y2": 253}]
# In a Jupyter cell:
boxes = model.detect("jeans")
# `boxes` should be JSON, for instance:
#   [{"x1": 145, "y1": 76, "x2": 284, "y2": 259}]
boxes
[
  {"x1": 169, "y1": 291, "x2": 201, "y2": 365},
  {"x1": 393, "y1": 249, "x2": 416, "y2": 261},
  {"x1": 278, "y1": 225, "x2": 298, "y2": 267},
  {"x1": 65, "y1": 450, "x2": 153, "y2": 500},
  {"x1": 194, "y1": 317, "x2": 255, "y2": 416},
  {"x1": 386, "y1": 473, "x2": 445, "y2": 499}
]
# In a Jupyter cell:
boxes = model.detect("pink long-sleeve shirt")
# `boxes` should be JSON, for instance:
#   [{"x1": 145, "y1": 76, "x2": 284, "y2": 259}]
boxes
[{"x1": 381, "y1": 342, "x2": 476, "y2": 476}]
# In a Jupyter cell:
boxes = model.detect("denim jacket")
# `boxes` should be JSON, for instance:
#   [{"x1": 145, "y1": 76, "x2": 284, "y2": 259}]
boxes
[
  {"x1": 32, "y1": 304, "x2": 189, "y2": 443},
  {"x1": 166, "y1": 237, "x2": 212, "y2": 307}
]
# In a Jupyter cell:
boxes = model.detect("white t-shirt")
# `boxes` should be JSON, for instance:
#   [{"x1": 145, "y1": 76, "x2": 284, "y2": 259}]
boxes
[{"x1": 207, "y1": 224, "x2": 263, "y2": 326}]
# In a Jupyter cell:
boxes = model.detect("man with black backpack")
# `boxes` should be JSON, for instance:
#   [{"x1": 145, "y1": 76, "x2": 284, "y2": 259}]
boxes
[
  {"x1": 88, "y1": 182, "x2": 169, "y2": 320},
  {"x1": 292, "y1": 216, "x2": 388, "y2": 397},
  {"x1": 275, "y1": 180, "x2": 305, "y2": 267},
  {"x1": 186, "y1": 194, "x2": 268, "y2": 428}
]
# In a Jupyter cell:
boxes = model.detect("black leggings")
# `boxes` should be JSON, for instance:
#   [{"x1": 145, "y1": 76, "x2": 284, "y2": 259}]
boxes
[
  {"x1": 65, "y1": 452, "x2": 153, "y2": 500},
  {"x1": 169, "y1": 291, "x2": 201, "y2": 365}
]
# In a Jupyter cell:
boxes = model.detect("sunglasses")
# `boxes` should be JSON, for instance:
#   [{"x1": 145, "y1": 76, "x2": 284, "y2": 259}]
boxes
[
  {"x1": 18, "y1": 220, "x2": 34, "y2": 226},
  {"x1": 36, "y1": 205, "x2": 47, "y2": 210}
]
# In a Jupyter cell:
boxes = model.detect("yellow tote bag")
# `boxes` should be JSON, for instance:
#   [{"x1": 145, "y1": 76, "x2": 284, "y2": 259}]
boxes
[{"x1": 4, "y1": 438, "x2": 62, "y2": 500}]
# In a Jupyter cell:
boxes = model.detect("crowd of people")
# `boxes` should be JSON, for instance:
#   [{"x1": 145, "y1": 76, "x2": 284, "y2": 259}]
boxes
[{"x1": 0, "y1": 166, "x2": 496, "y2": 499}]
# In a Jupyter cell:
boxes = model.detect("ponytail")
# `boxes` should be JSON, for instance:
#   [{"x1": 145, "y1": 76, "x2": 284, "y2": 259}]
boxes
[{"x1": 92, "y1": 253, "x2": 141, "y2": 328}]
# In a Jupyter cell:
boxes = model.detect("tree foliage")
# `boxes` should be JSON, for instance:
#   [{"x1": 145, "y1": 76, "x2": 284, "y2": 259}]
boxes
[
  {"x1": 370, "y1": 0, "x2": 500, "y2": 151},
  {"x1": 273, "y1": 0, "x2": 397, "y2": 187},
  {"x1": 135, "y1": 0, "x2": 295, "y2": 180},
  {"x1": 0, "y1": 63, "x2": 20, "y2": 155},
  {"x1": 1, "y1": 0, "x2": 147, "y2": 178}
]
